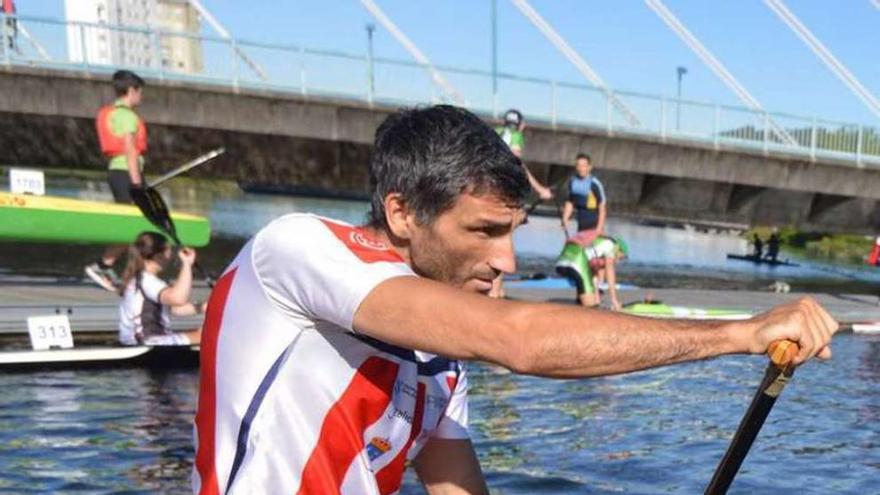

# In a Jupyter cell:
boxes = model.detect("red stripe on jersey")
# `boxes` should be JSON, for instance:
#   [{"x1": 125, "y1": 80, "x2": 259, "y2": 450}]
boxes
[
  {"x1": 320, "y1": 219, "x2": 404, "y2": 264},
  {"x1": 446, "y1": 375, "x2": 458, "y2": 394},
  {"x1": 375, "y1": 382, "x2": 427, "y2": 495},
  {"x1": 296, "y1": 357, "x2": 400, "y2": 495},
  {"x1": 194, "y1": 268, "x2": 238, "y2": 495}
]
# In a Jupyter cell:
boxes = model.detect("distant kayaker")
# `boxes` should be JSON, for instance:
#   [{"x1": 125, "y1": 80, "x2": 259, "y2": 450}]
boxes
[
  {"x1": 766, "y1": 231, "x2": 780, "y2": 262},
  {"x1": 118, "y1": 231, "x2": 203, "y2": 346},
  {"x1": 1, "y1": 0, "x2": 16, "y2": 53},
  {"x1": 562, "y1": 153, "x2": 606, "y2": 247},
  {"x1": 556, "y1": 235, "x2": 628, "y2": 310},
  {"x1": 752, "y1": 233, "x2": 764, "y2": 259},
  {"x1": 193, "y1": 105, "x2": 838, "y2": 495},
  {"x1": 868, "y1": 236, "x2": 880, "y2": 267},
  {"x1": 86, "y1": 70, "x2": 148, "y2": 291},
  {"x1": 490, "y1": 108, "x2": 553, "y2": 298}
]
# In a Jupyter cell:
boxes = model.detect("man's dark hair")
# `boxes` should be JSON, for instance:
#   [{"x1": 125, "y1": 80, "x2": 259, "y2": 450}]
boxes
[
  {"x1": 575, "y1": 153, "x2": 591, "y2": 163},
  {"x1": 368, "y1": 105, "x2": 530, "y2": 229},
  {"x1": 112, "y1": 70, "x2": 144, "y2": 97}
]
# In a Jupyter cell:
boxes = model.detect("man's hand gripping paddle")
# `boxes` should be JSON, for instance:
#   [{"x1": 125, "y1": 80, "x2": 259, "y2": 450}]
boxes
[{"x1": 704, "y1": 340, "x2": 799, "y2": 495}]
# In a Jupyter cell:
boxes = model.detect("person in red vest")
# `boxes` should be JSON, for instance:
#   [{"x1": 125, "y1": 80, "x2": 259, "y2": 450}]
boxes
[
  {"x1": 85, "y1": 70, "x2": 148, "y2": 291},
  {"x1": 1, "y1": 0, "x2": 17, "y2": 52},
  {"x1": 867, "y1": 236, "x2": 880, "y2": 267}
]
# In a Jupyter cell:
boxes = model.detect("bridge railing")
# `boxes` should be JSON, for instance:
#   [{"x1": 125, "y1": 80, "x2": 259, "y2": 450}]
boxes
[{"x1": 2, "y1": 14, "x2": 878, "y2": 167}]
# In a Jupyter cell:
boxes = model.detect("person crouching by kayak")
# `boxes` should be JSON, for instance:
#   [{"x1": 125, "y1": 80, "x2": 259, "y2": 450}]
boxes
[
  {"x1": 556, "y1": 236, "x2": 628, "y2": 310},
  {"x1": 117, "y1": 232, "x2": 203, "y2": 346}
]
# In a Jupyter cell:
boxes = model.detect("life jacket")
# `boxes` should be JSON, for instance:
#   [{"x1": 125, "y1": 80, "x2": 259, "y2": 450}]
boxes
[
  {"x1": 868, "y1": 243, "x2": 880, "y2": 266},
  {"x1": 2, "y1": 0, "x2": 15, "y2": 14},
  {"x1": 96, "y1": 103, "x2": 147, "y2": 157}
]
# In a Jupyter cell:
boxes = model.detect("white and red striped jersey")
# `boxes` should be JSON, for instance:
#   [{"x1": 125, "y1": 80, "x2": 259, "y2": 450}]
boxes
[{"x1": 193, "y1": 214, "x2": 469, "y2": 495}]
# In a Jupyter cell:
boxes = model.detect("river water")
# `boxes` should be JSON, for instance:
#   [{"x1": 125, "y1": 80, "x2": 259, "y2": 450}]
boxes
[{"x1": 1, "y1": 177, "x2": 879, "y2": 493}]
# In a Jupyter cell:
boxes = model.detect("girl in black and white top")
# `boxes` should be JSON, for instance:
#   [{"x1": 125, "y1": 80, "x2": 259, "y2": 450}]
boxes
[{"x1": 118, "y1": 231, "x2": 204, "y2": 346}]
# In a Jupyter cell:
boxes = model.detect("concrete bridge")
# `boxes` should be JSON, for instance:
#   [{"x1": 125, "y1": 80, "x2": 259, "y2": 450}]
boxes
[{"x1": 2, "y1": 66, "x2": 880, "y2": 233}]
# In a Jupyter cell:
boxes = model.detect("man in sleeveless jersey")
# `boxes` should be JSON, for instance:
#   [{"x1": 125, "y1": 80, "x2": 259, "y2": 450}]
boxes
[
  {"x1": 194, "y1": 105, "x2": 839, "y2": 495},
  {"x1": 85, "y1": 70, "x2": 148, "y2": 291}
]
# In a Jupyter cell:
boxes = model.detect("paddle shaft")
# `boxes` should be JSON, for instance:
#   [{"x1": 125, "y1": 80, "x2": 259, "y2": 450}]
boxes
[
  {"x1": 704, "y1": 341, "x2": 798, "y2": 495},
  {"x1": 147, "y1": 148, "x2": 225, "y2": 188}
]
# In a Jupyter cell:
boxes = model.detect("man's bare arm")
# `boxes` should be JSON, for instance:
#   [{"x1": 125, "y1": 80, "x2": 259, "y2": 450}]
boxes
[
  {"x1": 123, "y1": 133, "x2": 142, "y2": 185},
  {"x1": 596, "y1": 203, "x2": 607, "y2": 235},
  {"x1": 414, "y1": 438, "x2": 488, "y2": 495},
  {"x1": 353, "y1": 277, "x2": 837, "y2": 378},
  {"x1": 561, "y1": 201, "x2": 574, "y2": 227}
]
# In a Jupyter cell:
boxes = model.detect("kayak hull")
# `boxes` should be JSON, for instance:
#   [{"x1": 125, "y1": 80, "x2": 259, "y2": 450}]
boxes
[
  {"x1": 726, "y1": 253, "x2": 799, "y2": 267},
  {"x1": 0, "y1": 345, "x2": 199, "y2": 372},
  {"x1": 623, "y1": 303, "x2": 752, "y2": 320},
  {"x1": 0, "y1": 192, "x2": 211, "y2": 246}
]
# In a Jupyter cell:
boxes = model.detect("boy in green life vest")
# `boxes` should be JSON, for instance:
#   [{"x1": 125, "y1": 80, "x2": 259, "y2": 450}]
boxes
[
  {"x1": 555, "y1": 236, "x2": 629, "y2": 310},
  {"x1": 495, "y1": 109, "x2": 553, "y2": 200},
  {"x1": 85, "y1": 70, "x2": 148, "y2": 292},
  {"x1": 490, "y1": 109, "x2": 553, "y2": 299}
]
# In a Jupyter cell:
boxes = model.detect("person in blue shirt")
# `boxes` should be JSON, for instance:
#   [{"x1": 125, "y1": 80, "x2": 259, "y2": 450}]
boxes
[{"x1": 562, "y1": 153, "x2": 606, "y2": 246}]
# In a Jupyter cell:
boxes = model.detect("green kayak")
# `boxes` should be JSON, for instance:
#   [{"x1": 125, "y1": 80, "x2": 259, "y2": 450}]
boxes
[
  {"x1": 0, "y1": 192, "x2": 211, "y2": 246},
  {"x1": 623, "y1": 302, "x2": 752, "y2": 320}
]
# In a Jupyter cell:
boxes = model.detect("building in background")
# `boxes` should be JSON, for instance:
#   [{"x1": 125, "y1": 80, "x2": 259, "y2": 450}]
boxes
[
  {"x1": 156, "y1": 0, "x2": 202, "y2": 73},
  {"x1": 64, "y1": 0, "x2": 202, "y2": 74}
]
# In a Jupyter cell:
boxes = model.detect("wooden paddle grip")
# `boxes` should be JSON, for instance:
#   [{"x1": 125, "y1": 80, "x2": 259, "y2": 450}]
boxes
[{"x1": 767, "y1": 340, "x2": 799, "y2": 367}]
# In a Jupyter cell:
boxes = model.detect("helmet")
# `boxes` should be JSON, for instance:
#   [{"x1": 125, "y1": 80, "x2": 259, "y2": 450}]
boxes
[
  {"x1": 615, "y1": 237, "x2": 629, "y2": 258},
  {"x1": 503, "y1": 109, "x2": 523, "y2": 127}
]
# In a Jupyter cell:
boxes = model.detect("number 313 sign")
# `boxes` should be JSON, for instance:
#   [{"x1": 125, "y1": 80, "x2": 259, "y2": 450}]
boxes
[{"x1": 27, "y1": 315, "x2": 74, "y2": 350}]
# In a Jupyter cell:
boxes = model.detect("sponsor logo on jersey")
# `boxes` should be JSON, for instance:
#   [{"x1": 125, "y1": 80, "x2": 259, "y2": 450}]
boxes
[
  {"x1": 366, "y1": 437, "x2": 393, "y2": 461},
  {"x1": 350, "y1": 230, "x2": 390, "y2": 251}
]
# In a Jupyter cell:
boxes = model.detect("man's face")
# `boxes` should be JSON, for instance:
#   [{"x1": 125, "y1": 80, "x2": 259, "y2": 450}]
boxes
[
  {"x1": 407, "y1": 191, "x2": 524, "y2": 295},
  {"x1": 575, "y1": 158, "x2": 592, "y2": 177},
  {"x1": 128, "y1": 87, "x2": 143, "y2": 106}
]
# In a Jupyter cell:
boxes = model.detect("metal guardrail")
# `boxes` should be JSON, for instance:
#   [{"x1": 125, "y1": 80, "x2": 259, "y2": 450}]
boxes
[{"x1": 2, "y1": 14, "x2": 879, "y2": 167}]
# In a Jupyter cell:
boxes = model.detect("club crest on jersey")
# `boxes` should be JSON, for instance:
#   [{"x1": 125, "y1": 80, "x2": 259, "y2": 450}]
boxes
[
  {"x1": 350, "y1": 231, "x2": 389, "y2": 251},
  {"x1": 366, "y1": 437, "x2": 392, "y2": 461}
]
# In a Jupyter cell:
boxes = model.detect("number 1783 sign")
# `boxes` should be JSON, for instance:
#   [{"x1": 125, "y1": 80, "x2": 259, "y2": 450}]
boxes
[{"x1": 27, "y1": 315, "x2": 74, "y2": 350}]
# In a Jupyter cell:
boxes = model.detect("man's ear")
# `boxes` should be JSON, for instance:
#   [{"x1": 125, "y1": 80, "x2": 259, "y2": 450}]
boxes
[{"x1": 384, "y1": 193, "x2": 413, "y2": 240}]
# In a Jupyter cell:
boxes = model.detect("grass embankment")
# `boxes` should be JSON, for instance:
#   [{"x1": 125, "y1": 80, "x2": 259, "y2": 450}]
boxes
[{"x1": 745, "y1": 226, "x2": 874, "y2": 265}]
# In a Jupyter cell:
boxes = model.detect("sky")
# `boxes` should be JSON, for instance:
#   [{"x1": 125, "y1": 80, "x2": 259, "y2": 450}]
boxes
[{"x1": 17, "y1": 0, "x2": 880, "y2": 126}]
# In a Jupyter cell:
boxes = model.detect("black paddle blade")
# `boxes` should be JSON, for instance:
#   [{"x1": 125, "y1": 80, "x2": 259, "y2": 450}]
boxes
[
  {"x1": 704, "y1": 363, "x2": 794, "y2": 495},
  {"x1": 130, "y1": 186, "x2": 180, "y2": 245}
]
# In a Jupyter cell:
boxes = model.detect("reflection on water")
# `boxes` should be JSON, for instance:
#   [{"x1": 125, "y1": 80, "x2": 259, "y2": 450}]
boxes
[{"x1": 5, "y1": 338, "x2": 876, "y2": 493}]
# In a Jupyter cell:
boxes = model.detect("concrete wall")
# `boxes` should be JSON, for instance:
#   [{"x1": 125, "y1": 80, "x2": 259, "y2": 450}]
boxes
[{"x1": 2, "y1": 66, "x2": 879, "y2": 232}]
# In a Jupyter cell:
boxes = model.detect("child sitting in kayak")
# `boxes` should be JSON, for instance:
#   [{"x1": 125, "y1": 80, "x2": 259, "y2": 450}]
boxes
[
  {"x1": 117, "y1": 231, "x2": 203, "y2": 346},
  {"x1": 555, "y1": 235, "x2": 628, "y2": 310}
]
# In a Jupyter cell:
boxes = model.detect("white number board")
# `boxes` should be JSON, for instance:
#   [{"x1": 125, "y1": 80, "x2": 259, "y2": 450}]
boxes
[
  {"x1": 9, "y1": 168, "x2": 46, "y2": 196},
  {"x1": 27, "y1": 315, "x2": 74, "y2": 350}
]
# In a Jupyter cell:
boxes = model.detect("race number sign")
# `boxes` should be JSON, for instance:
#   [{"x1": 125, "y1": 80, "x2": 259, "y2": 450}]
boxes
[
  {"x1": 27, "y1": 315, "x2": 74, "y2": 350},
  {"x1": 9, "y1": 168, "x2": 46, "y2": 196}
]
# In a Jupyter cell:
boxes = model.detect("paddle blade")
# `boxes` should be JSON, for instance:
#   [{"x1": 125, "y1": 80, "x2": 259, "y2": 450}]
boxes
[{"x1": 130, "y1": 186, "x2": 180, "y2": 245}]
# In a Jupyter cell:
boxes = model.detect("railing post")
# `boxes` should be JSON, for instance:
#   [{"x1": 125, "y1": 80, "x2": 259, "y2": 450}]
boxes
[
  {"x1": 551, "y1": 80, "x2": 557, "y2": 129},
  {"x1": 857, "y1": 125, "x2": 864, "y2": 166},
  {"x1": 660, "y1": 97, "x2": 667, "y2": 142},
  {"x1": 366, "y1": 54, "x2": 374, "y2": 106},
  {"x1": 810, "y1": 117, "x2": 817, "y2": 161},
  {"x1": 230, "y1": 39, "x2": 240, "y2": 90},
  {"x1": 763, "y1": 112, "x2": 769, "y2": 155},
  {"x1": 299, "y1": 45, "x2": 307, "y2": 97},
  {"x1": 152, "y1": 28, "x2": 164, "y2": 82},
  {"x1": 605, "y1": 94, "x2": 612, "y2": 135},
  {"x1": 1, "y1": 14, "x2": 10, "y2": 67},
  {"x1": 714, "y1": 104, "x2": 721, "y2": 150},
  {"x1": 79, "y1": 23, "x2": 89, "y2": 72}
]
